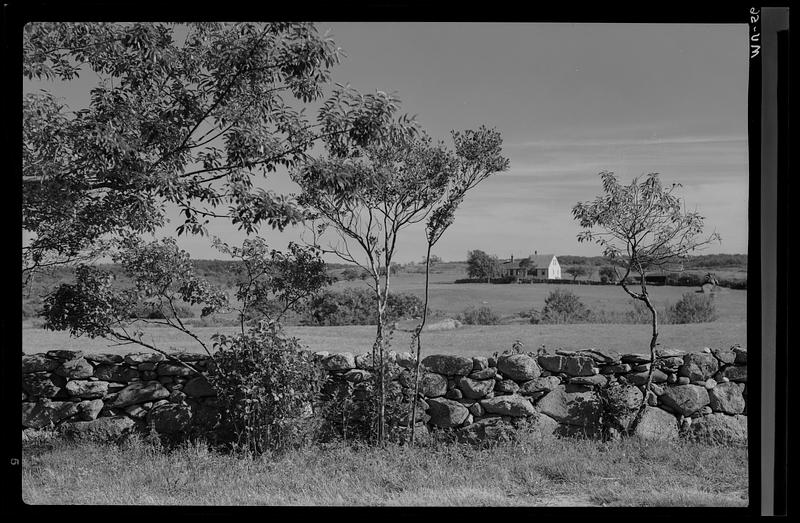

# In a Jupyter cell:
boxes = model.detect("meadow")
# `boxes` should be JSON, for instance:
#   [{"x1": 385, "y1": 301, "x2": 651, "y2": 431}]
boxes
[{"x1": 22, "y1": 431, "x2": 748, "y2": 506}]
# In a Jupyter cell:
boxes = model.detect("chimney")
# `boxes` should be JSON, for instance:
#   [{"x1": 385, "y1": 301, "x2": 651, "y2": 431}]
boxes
[
  {"x1": 534, "y1": 250, "x2": 538, "y2": 256},
  {"x1": 510, "y1": 254, "x2": 514, "y2": 262}
]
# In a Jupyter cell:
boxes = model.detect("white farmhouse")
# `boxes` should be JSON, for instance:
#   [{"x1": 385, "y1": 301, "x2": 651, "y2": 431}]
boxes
[{"x1": 500, "y1": 252, "x2": 561, "y2": 280}]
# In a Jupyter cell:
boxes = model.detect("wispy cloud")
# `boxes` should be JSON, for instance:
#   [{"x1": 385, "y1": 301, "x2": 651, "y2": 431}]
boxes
[{"x1": 508, "y1": 135, "x2": 748, "y2": 149}]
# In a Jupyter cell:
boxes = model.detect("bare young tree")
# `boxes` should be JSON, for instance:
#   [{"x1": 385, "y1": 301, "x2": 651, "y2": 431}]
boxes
[
  {"x1": 572, "y1": 171, "x2": 720, "y2": 428},
  {"x1": 293, "y1": 129, "x2": 454, "y2": 445},
  {"x1": 407, "y1": 126, "x2": 510, "y2": 444}
]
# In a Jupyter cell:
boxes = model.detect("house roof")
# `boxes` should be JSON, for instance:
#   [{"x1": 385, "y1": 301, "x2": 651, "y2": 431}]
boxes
[{"x1": 500, "y1": 254, "x2": 557, "y2": 268}]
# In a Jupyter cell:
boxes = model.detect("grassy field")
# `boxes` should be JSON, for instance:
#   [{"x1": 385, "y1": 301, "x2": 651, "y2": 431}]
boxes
[
  {"x1": 22, "y1": 432, "x2": 748, "y2": 506},
  {"x1": 22, "y1": 321, "x2": 746, "y2": 357}
]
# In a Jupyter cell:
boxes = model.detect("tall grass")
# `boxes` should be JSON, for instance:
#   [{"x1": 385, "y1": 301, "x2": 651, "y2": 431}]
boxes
[{"x1": 22, "y1": 431, "x2": 748, "y2": 506}]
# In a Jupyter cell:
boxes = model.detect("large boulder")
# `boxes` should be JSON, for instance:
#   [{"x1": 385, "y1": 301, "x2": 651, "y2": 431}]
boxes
[
  {"x1": 732, "y1": 346, "x2": 747, "y2": 364},
  {"x1": 678, "y1": 353, "x2": 719, "y2": 381},
  {"x1": 457, "y1": 376, "x2": 495, "y2": 399},
  {"x1": 659, "y1": 384, "x2": 710, "y2": 417},
  {"x1": 55, "y1": 357, "x2": 94, "y2": 379},
  {"x1": 421, "y1": 355, "x2": 473, "y2": 376},
  {"x1": 62, "y1": 416, "x2": 137, "y2": 441},
  {"x1": 494, "y1": 379, "x2": 520, "y2": 394},
  {"x1": 574, "y1": 348, "x2": 621, "y2": 365},
  {"x1": 22, "y1": 400, "x2": 79, "y2": 429},
  {"x1": 46, "y1": 350, "x2": 83, "y2": 361},
  {"x1": 22, "y1": 354, "x2": 59, "y2": 373},
  {"x1": 426, "y1": 398, "x2": 470, "y2": 428},
  {"x1": 627, "y1": 369, "x2": 668, "y2": 386},
  {"x1": 469, "y1": 367, "x2": 497, "y2": 380},
  {"x1": 65, "y1": 380, "x2": 109, "y2": 399},
  {"x1": 111, "y1": 381, "x2": 170, "y2": 408},
  {"x1": 395, "y1": 352, "x2": 416, "y2": 369},
  {"x1": 156, "y1": 362, "x2": 196, "y2": 377},
  {"x1": 182, "y1": 376, "x2": 216, "y2": 398},
  {"x1": 711, "y1": 347, "x2": 737, "y2": 365},
  {"x1": 688, "y1": 413, "x2": 747, "y2": 445},
  {"x1": 480, "y1": 395, "x2": 536, "y2": 417},
  {"x1": 83, "y1": 353, "x2": 124, "y2": 364},
  {"x1": 456, "y1": 417, "x2": 515, "y2": 444},
  {"x1": 535, "y1": 385, "x2": 600, "y2": 432},
  {"x1": 708, "y1": 382, "x2": 745, "y2": 414},
  {"x1": 497, "y1": 354, "x2": 541, "y2": 381},
  {"x1": 536, "y1": 354, "x2": 595, "y2": 377},
  {"x1": 323, "y1": 352, "x2": 356, "y2": 371},
  {"x1": 633, "y1": 406, "x2": 679, "y2": 441},
  {"x1": 420, "y1": 373, "x2": 448, "y2": 397},
  {"x1": 148, "y1": 404, "x2": 193, "y2": 434},
  {"x1": 75, "y1": 399, "x2": 105, "y2": 421}
]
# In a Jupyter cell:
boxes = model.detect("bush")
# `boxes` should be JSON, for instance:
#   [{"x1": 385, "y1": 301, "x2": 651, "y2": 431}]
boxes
[
  {"x1": 129, "y1": 302, "x2": 195, "y2": 319},
  {"x1": 457, "y1": 305, "x2": 500, "y2": 325},
  {"x1": 531, "y1": 288, "x2": 591, "y2": 324},
  {"x1": 206, "y1": 322, "x2": 326, "y2": 453},
  {"x1": 666, "y1": 292, "x2": 718, "y2": 324},
  {"x1": 301, "y1": 288, "x2": 423, "y2": 326}
]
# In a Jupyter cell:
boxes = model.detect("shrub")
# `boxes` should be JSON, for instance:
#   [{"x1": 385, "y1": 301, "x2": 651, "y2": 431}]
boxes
[
  {"x1": 457, "y1": 305, "x2": 500, "y2": 325},
  {"x1": 666, "y1": 292, "x2": 718, "y2": 324},
  {"x1": 532, "y1": 288, "x2": 591, "y2": 324},
  {"x1": 129, "y1": 302, "x2": 195, "y2": 319},
  {"x1": 301, "y1": 288, "x2": 423, "y2": 326},
  {"x1": 206, "y1": 322, "x2": 326, "y2": 453}
]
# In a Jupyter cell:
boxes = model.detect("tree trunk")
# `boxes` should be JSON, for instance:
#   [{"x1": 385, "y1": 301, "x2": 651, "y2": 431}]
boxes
[
  {"x1": 631, "y1": 296, "x2": 658, "y2": 432},
  {"x1": 375, "y1": 303, "x2": 386, "y2": 446},
  {"x1": 408, "y1": 243, "x2": 432, "y2": 445}
]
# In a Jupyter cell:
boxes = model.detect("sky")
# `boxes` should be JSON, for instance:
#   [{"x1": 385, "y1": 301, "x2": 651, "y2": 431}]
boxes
[{"x1": 23, "y1": 22, "x2": 751, "y2": 263}]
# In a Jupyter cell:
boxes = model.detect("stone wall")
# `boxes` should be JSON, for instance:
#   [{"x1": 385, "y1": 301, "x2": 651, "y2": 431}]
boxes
[{"x1": 21, "y1": 345, "x2": 748, "y2": 445}]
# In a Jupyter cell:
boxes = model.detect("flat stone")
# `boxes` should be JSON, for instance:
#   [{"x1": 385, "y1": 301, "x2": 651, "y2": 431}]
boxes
[
  {"x1": 711, "y1": 347, "x2": 737, "y2": 365},
  {"x1": 655, "y1": 356, "x2": 685, "y2": 371},
  {"x1": 111, "y1": 381, "x2": 170, "y2": 408},
  {"x1": 627, "y1": 369, "x2": 668, "y2": 386},
  {"x1": 22, "y1": 354, "x2": 59, "y2": 373},
  {"x1": 123, "y1": 352, "x2": 166, "y2": 365},
  {"x1": 457, "y1": 376, "x2": 496, "y2": 399},
  {"x1": 427, "y1": 397, "x2": 470, "y2": 428},
  {"x1": 494, "y1": 379, "x2": 519, "y2": 394},
  {"x1": 55, "y1": 357, "x2": 94, "y2": 379},
  {"x1": 93, "y1": 364, "x2": 140, "y2": 383},
  {"x1": 518, "y1": 376, "x2": 561, "y2": 395},
  {"x1": 84, "y1": 353, "x2": 125, "y2": 364},
  {"x1": 620, "y1": 353, "x2": 651, "y2": 365},
  {"x1": 469, "y1": 367, "x2": 497, "y2": 380},
  {"x1": 421, "y1": 354, "x2": 474, "y2": 376},
  {"x1": 660, "y1": 384, "x2": 710, "y2": 417},
  {"x1": 65, "y1": 380, "x2": 109, "y2": 399},
  {"x1": 575, "y1": 348, "x2": 621, "y2": 365},
  {"x1": 480, "y1": 394, "x2": 536, "y2": 417},
  {"x1": 677, "y1": 376, "x2": 690, "y2": 385},
  {"x1": 62, "y1": 416, "x2": 136, "y2": 441},
  {"x1": 678, "y1": 352, "x2": 719, "y2": 381},
  {"x1": 688, "y1": 413, "x2": 747, "y2": 445},
  {"x1": 46, "y1": 350, "x2": 83, "y2": 361},
  {"x1": 157, "y1": 362, "x2": 197, "y2": 377},
  {"x1": 633, "y1": 406, "x2": 679, "y2": 441},
  {"x1": 655, "y1": 348, "x2": 687, "y2": 358},
  {"x1": 445, "y1": 389, "x2": 463, "y2": 400},
  {"x1": 569, "y1": 374, "x2": 608, "y2": 387},
  {"x1": 148, "y1": 403, "x2": 193, "y2": 434},
  {"x1": 324, "y1": 352, "x2": 356, "y2": 371},
  {"x1": 537, "y1": 354, "x2": 595, "y2": 376},
  {"x1": 708, "y1": 382, "x2": 745, "y2": 414},
  {"x1": 602, "y1": 363, "x2": 632, "y2": 374}
]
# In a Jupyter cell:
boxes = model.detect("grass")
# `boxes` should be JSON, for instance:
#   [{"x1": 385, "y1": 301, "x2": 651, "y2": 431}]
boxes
[
  {"x1": 22, "y1": 321, "x2": 746, "y2": 357},
  {"x1": 21, "y1": 431, "x2": 748, "y2": 506}
]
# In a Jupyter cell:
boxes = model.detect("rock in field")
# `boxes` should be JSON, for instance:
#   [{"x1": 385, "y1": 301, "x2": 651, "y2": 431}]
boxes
[
  {"x1": 62, "y1": 416, "x2": 137, "y2": 441},
  {"x1": 457, "y1": 376, "x2": 495, "y2": 399},
  {"x1": 678, "y1": 352, "x2": 719, "y2": 381},
  {"x1": 708, "y1": 382, "x2": 745, "y2": 414},
  {"x1": 55, "y1": 357, "x2": 94, "y2": 379},
  {"x1": 111, "y1": 381, "x2": 170, "y2": 408},
  {"x1": 535, "y1": 385, "x2": 600, "y2": 431},
  {"x1": 22, "y1": 354, "x2": 59, "y2": 374},
  {"x1": 633, "y1": 406, "x2": 679, "y2": 441},
  {"x1": 148, "y1": 403, "x2": 193, "y2": 434},
  {"x1": 659, "y1": 384, "x2": 710, "y2": 417},
  {"x1": 688, "y1": 413, "x2": 747, "y2": 445},
  {"x1": 421, "y1": 355, "x2": 474, "y2": 376},
  {"x1": 65, "y1": 379, "x2": 109, "y2": 399},
  {"x1": 497, "y1": 354, "x2": 541, "y2": 380},
  {"x1": 427, "y1": 398, "x2": 470, "y2": 428},
  {"x1": 323, "y1": 352, "x2": 356, "y2": 371},
  {"x1": 22, "y1": 400, "x2": 79, "y2": 429},
  {"x1": 480, "y1": 395, "x2": 536, "y2": 417}
]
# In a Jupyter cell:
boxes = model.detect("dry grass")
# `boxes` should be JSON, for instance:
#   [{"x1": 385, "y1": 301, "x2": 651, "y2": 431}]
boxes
[{"x1": 21, "y1": 432, "x2": 748, "y2": 506}]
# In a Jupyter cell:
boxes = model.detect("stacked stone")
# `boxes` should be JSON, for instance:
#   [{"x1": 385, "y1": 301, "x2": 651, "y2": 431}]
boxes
[
  {"x1": 22, "y1": 344, "x2": 748, "y2": 446},
  {"x1": 22, "y1": 350, "x2": 216, "y2": 440}
]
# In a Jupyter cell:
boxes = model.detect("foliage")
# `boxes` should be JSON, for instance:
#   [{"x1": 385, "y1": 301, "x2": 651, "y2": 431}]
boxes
[
  {"x1": 529, "y1": 288, "x2": 591, "y2": 324},
  {"x1": 23, "y1": 22, "x2": 408, "y2": 283},
  {"x1": 207, "y1": 322, "x2": 325, "y2": 453},
  {"x1": 212, "y1": 237, "x2": 331, "y2": 327},
  {"x1": 457, "y1": 305, "x2": 500, "y2": 325},
  {"x1": 466, "y1": 250, "x2": 502, "y2": 282},
  {"x1": 301, "y1": 288, "x2": 424, "y2": 326},
  {"x1": 129, "y1": 302, "x2": 195, "y2": 319},
  {"x1": 667, "y1": 293, "x2": 718, "y2": 324},
  {"x1": 597, "y1": 382, "x2": 639, "y2": 439}
]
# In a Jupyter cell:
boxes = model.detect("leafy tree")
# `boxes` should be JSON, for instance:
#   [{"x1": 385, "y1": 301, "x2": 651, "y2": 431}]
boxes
[
  {"x1": 572, "y1": 171, "x2": 720, "y2": 428},
  {"x1": 23, "y1": 22, "x2": 406, "y2": 285},
  {"x1": 293, "y1": 129, "x2": 454, "y2": 445},
  {"x1": 599, "y1": 265, "x2": 617, "y2": 284},
  {"x1": 565, "y1": 265, "x2": 590, "y2": 282},
  {"x1": 466, "y1": 249, "x2": 501, "y2": 283},
  {"x1": 407, "y1": 127, "x2": 509, "y2": 443}
]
